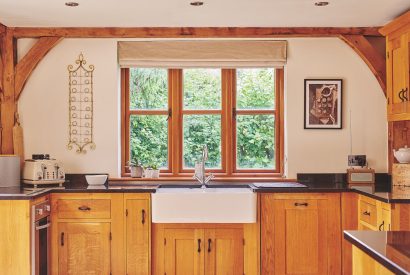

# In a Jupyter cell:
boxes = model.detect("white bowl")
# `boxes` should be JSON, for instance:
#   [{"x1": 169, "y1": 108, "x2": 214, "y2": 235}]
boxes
[{"x1": 85, "y1": 174, "x2": 108, "y2": 185}]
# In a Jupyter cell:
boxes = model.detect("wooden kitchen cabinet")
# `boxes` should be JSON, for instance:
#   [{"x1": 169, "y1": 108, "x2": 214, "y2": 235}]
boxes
[
  {"x1": 51, "y1": 193, "x2": 151, "y2": 275},
  {"x1": 153, "y1": 224, "x2": 245, "y2": 275},
  {"x1": 125, "y1": 194, "x2": 151, "y2": 275},
  {"x1": 380, "y1": 11, "x2": 410, "y2": 121},
  {"x1": 261, "y1": 193, "x2": 341, "y2": 275},
  {"x1": 0, "y1": 195, "x2": 50, "y2": 275},
  {"x1": 164, "y1": 228, "x2": 205, "y2": 275},
  {"x1": 204, "y1": 228, "x2": 244, "y2": 275},
  {"x1": 352, "y1": 246, "x2": 394, "y2": 275},
  {"x1": 57, "y1": 222, "x2": 111, "y2": 275},
  {"x1": 358, "y1": 195, "x2": 391, "y2": 231}
]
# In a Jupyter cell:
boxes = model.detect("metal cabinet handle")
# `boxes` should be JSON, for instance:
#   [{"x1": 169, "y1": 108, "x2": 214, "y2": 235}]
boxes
[
  {"x1": 398, "y1": 89, "x2": 405, "y2": 101},
  {"x1": 208, "y1": 239, "x2": 212, "y2": 253},
  {"x1": 294, "y1": 202, "x2": 308, "y2": 207},
  {"x1": 404, "y1": 88, "x2": 409, "y2": 101},
  {"x1": 379, "y1": 221, "x2": 385, "y2": 231},
  {"x1": 78, "y1": 206, "x2": 91, "y2": 211},
  {"x1": 61, "y1": 232, "x2": 64, "y2": 246},
  {"x1": 141, "y1": 209, "x2": 146, "y2": 224},
  {"x1": 197, "y1": 239, "x2": 201, "y2": 253},
  {"x1": 363, "y1": 211, "x2": 371, "y2": 216},
  {"x1": 36, "y1": 222, "x2": 51, "y2": 231}
]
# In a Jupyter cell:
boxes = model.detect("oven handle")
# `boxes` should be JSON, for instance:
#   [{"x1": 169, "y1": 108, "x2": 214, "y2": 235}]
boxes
[{"x1": 35, "y1": 222, "x2": 51, "y2": 231}]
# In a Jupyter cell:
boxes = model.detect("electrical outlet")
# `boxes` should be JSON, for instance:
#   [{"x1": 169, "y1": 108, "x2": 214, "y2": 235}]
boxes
[{"x1": 348, "y1": 155, "x2": 366, "y2": 167}]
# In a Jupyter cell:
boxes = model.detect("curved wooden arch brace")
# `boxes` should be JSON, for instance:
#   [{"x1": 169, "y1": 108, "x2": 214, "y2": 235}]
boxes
[
  {"x1": 340, "y1": 34, "x2": 386, "y2": 95},
  {"x1": 15, "y1": 36, "x2": 62, "y2": 100}
]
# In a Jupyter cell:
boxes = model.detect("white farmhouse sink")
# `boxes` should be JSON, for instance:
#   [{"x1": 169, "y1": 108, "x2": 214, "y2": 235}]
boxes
[{"x1": 152, "y1": 187, "x2": 257, "y2": 223}]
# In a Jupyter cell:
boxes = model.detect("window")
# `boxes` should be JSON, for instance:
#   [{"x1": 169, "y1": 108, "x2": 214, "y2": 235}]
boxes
[{"x1": 122, "y1": 68, "x2": 283, "y2": 177}]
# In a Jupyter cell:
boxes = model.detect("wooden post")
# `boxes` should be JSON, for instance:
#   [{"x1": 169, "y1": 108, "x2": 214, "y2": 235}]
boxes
[{"x1": 0, "y1": 28, "x2": 16, "y2": 154}]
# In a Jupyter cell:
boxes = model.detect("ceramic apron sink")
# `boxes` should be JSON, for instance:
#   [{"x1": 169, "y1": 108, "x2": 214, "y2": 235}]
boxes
[{"x1": 152, "y1": 187, "x2": 257, "y2": 223}]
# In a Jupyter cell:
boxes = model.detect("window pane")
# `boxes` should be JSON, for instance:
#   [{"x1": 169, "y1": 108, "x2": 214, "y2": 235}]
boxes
[
  {"x1": 130, "y1": 115, "x2": 168, "y2": 168},
  {"x1": 183, "y1": 115, "x2": 221, "y2": 169},
  {"x1": 236, "y1": 115, "x2": 275, "y2": 169},
  {"x1": 183, "y1": 69, "x2": 221, "y2": 110},
  {"x1": 130, "y1": 68, "x2": 168, "y2": 110},
  {"x1": 237, "y1": 68, "x2": 275, "y2": 110}
]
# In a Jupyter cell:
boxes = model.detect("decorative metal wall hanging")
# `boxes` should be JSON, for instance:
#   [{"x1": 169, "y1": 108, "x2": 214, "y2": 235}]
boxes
[{"x1": 67, "y1": 53, "x2": 96, "y2": 153}]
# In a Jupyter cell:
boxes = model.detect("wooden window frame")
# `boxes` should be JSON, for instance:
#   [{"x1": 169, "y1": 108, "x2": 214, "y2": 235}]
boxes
[{"x1": 121, "y1": 68, "x2": 284, "y2": 178}]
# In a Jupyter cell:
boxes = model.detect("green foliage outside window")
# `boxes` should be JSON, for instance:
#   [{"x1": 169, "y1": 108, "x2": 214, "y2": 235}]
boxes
[{"x1": 129, "y1": 68, "x2": 276, "y2": 170}]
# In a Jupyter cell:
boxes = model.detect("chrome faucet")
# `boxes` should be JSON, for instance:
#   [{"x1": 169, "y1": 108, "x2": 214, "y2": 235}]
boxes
[{"x1": 193, "y1": 145, "x2": 214, "y2": 188}]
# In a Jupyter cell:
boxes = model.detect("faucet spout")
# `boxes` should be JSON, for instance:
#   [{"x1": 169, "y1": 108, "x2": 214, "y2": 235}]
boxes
[{"x1": 193, "y1": 145, "x2": 213, "y2": 187}]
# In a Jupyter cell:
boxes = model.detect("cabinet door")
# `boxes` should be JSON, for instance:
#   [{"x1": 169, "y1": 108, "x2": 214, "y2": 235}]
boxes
[
  {"x1": 205, "y1": 228, "x2": 244, "y2": 275},
  {"x1": 58, "y1": 222, "x2": 111, "y2": 275},
  {"x1": 125, "y1": 199, "x2": 150, "y2": 275},
  {"x1": 387, "y1": 32, "x2": 410, "y2": 118},
  {"x1": 164, "y1": 228, "x2": 205, "y2": 275},
  {"x1": 261, "y1": 193, "x2": 341, "y2": 275}
]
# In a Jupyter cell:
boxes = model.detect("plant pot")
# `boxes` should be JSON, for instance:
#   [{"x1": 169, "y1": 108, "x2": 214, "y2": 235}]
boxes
[
  {"x1": 130, "y1": 166, "x2": 143, "y2": 178},
  {"x1": 151, "y1": 169, "x2": 160, "y2": 178},
  {"x1": 144, "y1": 168, "x2": 153, "y2": 178}
]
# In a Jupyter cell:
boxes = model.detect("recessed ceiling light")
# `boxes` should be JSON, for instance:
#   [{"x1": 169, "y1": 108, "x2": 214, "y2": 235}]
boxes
[
  {"x1": 65, "y1": 2, "x2": 79, "y2": 7},
  {"x1": 190, "y1": 1, "x2": 204, "y2": 6},
  {"x1": 314, "y1": 1, "x2": 329, "y2": 6}
]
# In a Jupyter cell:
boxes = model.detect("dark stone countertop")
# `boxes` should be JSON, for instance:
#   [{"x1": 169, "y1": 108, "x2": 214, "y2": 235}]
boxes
[
  {"x1": 344, "y1": 230, "x2": 410, "y2": 275},
  {"x1": 0, "y1": 173, "x2": 409, "y2": 203},
  {"x1": 0, "y1": 182, "x2": 158, "y2": 200}
]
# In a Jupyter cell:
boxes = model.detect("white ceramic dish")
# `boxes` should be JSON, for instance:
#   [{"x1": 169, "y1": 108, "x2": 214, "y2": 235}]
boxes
[{"x1": 85, "y1": 174, "x2": 108, "y2": 185}]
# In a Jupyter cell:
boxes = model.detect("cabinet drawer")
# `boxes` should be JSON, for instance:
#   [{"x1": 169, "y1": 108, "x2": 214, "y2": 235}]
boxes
[
  {"x1": 57, "y1": 199, "x2": 111, "y2": 219},
  {"x1": 359, "y1": 200, "x2": 377, "y2": 227}
]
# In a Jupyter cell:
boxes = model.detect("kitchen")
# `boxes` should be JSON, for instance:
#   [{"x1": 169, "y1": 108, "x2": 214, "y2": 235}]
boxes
[{"x1": 0, "y1": 1, "x2": 409, "y2": 274}]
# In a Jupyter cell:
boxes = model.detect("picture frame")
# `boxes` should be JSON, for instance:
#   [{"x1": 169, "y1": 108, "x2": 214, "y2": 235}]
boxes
[{"x1": 304, "y1": 79, "x2": 342, "y2": 129}]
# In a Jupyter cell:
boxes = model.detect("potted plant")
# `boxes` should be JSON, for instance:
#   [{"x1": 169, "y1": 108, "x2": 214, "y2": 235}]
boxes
[
  {"x1": 143, "y1": 165, "x2": 152, "y2": 178},
  {"x1": 150, "y1": 163, "x2": 160, "y2": 178},
  {"x1": 127, "y1": 156, "x2": 143, "y2": 178}
]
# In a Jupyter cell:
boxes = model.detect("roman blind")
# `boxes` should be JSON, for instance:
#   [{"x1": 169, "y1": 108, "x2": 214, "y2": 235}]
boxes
[{"x1": 118, "y1": 40, "x2": 287, "y2": 68}]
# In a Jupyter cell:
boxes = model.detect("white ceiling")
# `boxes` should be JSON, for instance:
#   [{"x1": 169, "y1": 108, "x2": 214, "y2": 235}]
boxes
[{"x1": 0, "y1": 0, "x2": 409, "y2": 27}]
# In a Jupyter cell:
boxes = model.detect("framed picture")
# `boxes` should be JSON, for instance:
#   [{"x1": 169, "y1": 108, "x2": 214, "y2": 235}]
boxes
[{"x1": 304, "y1": 79, "x2": 342, "y2": 129}]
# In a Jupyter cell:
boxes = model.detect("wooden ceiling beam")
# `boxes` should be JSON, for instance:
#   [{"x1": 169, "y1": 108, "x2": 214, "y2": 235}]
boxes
[
  {"x1": 340, "y1": 34, "x2": 386, "y2": 95},
  {"x1": 11, "y1": 27, "x2": 382, "y2": 38},
  {"x1": 15, "y1": 36, "x2": 62, "y2": 100}
]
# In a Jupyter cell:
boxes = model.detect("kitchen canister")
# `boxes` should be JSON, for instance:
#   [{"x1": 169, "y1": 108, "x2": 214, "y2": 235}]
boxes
[{"x1": 0, "y1": 155, "x2": 20, "y2": 187}]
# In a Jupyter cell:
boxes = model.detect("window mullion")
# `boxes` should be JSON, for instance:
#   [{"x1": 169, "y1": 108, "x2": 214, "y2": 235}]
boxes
[
  {"x1": 170, "y1": 69, "x2": 183, "y2": 175},
  {"x1": 224, "y1": 69, "x2": 235, "y2": 176}
]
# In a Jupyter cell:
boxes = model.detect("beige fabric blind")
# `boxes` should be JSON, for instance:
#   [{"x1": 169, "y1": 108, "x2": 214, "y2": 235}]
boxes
[{"x1": 118, "y1": 40, "x2": 287, "y2": 68}]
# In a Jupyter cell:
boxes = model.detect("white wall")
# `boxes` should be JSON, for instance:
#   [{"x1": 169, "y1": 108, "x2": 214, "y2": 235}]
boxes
[
  {"x1": 285, "y1": 38, "x2": 387, "y2": 177},
  {"x1": 18, "y1": 38, "x2": 387, "y2": 178}
]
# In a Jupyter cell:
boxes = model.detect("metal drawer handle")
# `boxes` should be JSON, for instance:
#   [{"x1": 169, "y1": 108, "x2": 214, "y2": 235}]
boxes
[
  {"x1": 35, "y1": 223, "x2": 51, "y2": 231},
  {"x1": 379, "y1": 221, "x2": 385, "y2": 231},
  {"x1": 363, "y1": 211, "x2": 371, "y2": 216},
  {"x1": 208, "y1": 239, "x2": 212, "y2": 253},
  {"x1": 141, "y1": 209, "x2": 146, "y2": 224},
  {"x1": 294, "y1": 202, "x2": 308, "y2": 207},
  {"x1": 197, "y1": 239, "x2": 201, "y2": 253},
  {"x1": 78, "y1": 206, "x2": 91, "y2": 211},
  {"x1": 61, "y1": 232, "x2": 64, "y2": 246}
]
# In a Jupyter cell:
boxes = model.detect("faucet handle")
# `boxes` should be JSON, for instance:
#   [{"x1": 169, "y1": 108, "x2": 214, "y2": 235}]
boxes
[{"x1": 204, "y1": 173, "x2": 214, "y2": 184}]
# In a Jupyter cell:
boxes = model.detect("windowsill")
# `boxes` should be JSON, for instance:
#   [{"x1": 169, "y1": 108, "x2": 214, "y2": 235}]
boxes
[{"x1": 111, "y1": 176, "x2": 296, "y2": 182}]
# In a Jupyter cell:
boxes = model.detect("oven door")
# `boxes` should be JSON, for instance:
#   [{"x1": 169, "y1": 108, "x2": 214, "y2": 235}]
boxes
[{"x1": 33, "y1": 216, "x2": 50, "y2": 275}]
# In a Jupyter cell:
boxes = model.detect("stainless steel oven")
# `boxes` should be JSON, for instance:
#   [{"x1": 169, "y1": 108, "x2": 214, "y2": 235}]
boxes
[{"x1": 32, "y1": 200, "x2": 51, "y2": 275}]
